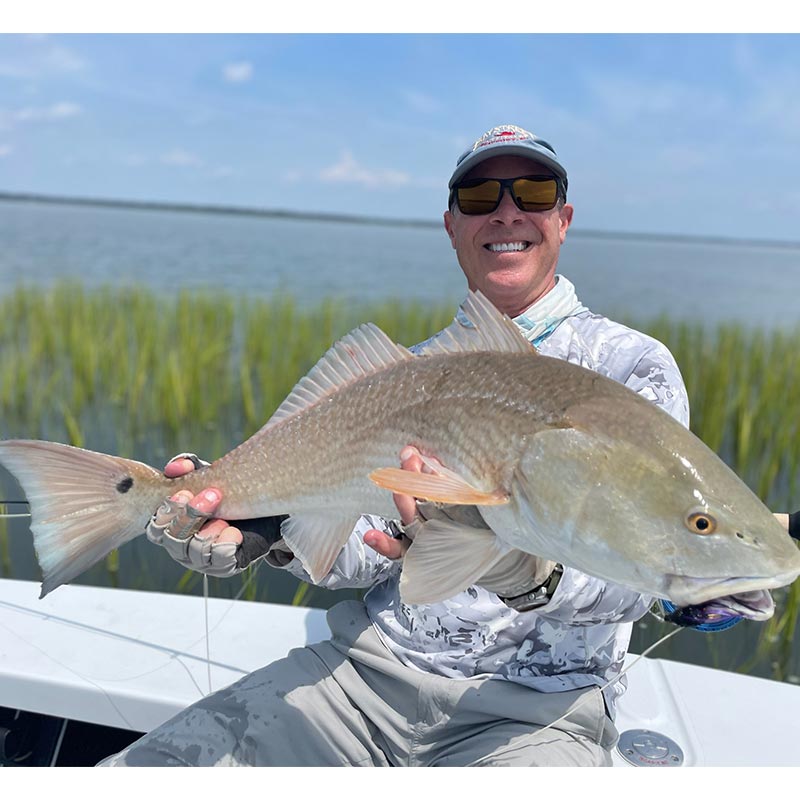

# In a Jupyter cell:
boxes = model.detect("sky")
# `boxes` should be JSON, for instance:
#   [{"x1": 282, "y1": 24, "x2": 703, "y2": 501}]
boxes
[{"x1": 2, "y1": 30, "x2": 800, "y2": 240}]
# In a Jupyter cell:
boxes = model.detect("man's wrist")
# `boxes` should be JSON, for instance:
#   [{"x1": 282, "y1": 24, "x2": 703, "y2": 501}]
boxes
[
  {"x1": 236, "y1": 515, "x2": 289, "y2": 568},
  {"x1": 497, "y1": 564, "x2": 563, "y2": 612}
]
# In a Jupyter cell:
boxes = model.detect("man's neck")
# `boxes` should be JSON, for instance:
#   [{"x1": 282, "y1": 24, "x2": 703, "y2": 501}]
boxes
[{"x1": 497, "y1": 278, "x2": 558, "y2": 319}]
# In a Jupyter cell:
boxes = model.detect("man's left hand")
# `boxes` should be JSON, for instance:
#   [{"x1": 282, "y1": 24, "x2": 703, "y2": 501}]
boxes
[{"x1": 362, "y1": 446, "x2": 427, "y2": 560}]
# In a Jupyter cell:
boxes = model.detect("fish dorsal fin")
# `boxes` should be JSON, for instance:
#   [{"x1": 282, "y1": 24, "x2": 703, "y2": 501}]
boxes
[
  {"x1": 266, "y1": 324, "x2": 414, "y2": 428},
  {"x1": 421, "y1": 290, "x2": 535, "y2": 357}
]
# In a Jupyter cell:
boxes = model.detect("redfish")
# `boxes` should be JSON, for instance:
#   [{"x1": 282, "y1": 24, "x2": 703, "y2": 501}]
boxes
[{"x1": 0, "y1": 292, "x2": 798, "y2": 606}]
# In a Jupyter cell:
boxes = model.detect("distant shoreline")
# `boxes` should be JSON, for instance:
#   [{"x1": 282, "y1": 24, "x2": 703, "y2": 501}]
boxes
[{"x1": 2, "y1": 190, "x2": 800, "y2": 251}]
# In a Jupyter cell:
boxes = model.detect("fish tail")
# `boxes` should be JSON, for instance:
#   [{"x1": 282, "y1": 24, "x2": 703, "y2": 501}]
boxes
[{"x1": 0, "y1": 439, "x2": 168, "y2": 597}]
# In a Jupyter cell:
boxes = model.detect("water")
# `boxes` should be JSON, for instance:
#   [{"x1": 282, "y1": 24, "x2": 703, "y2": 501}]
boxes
[
  {"x1": 2, "y1": 199, "x2": 800, "y2": 327},
  {"x1": 1, "y1": 199, "x2": 799, "y2": 685}
]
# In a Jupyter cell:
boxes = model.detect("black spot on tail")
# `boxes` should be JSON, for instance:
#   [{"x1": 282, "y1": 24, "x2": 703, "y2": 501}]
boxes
[{"x1": 116, "y1": 476, "x2": 134, "y2": 494}]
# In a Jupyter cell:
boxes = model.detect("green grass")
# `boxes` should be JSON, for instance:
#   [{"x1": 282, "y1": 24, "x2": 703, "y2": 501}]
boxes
[{"x1": 0, "y1": 283, "x2": 798, "y2": 681}]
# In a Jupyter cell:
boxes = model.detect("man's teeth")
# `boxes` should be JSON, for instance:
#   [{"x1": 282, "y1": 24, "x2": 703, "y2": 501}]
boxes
[{"x1": 487, "y1": 242, "x2": 528, "y2": 252}]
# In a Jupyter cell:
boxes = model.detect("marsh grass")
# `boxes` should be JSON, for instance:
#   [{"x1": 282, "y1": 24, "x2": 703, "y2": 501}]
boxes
[{"x1": 1, "y1": 283, "x2": 798, "y2": 681}]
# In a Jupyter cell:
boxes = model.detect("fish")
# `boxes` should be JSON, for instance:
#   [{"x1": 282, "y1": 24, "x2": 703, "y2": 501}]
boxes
[{"x1": 0, "y1": 291, "x2": 798, "y2": 605}]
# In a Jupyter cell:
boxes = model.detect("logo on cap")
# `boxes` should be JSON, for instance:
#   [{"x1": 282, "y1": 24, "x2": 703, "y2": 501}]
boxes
[{"x1": 473, "y1": 124, "x2": 536, "y2": 151}]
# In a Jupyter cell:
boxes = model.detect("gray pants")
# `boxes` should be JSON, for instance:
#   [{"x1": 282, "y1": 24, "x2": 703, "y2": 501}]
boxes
[{"x1": 99, "y1": 600, "x2": 617, "y2": 767}]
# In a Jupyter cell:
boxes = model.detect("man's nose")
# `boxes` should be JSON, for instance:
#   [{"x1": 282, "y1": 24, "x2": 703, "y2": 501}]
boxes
[{"x1": 489, "y1": 187, "x2": 524, "y2": 222}]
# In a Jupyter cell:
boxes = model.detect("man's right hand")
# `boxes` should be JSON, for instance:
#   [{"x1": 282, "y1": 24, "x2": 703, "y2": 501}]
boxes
[
  {"x1": 159, "y1": 454, "x2": 244, "y2": 548},
  {"x1": 147, "y1": 454, "x2": 286, "y2": 577}
]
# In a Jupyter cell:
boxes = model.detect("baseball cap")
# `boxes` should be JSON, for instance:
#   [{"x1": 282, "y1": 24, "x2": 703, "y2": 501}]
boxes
[{"x1": 449, "y1": 124, "x2": 568, "y2": 194}]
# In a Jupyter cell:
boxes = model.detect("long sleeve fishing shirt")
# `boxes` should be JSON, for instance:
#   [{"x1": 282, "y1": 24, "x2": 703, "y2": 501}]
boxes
[{"x1": 276, "y1": 276, "x2": 690, "y2": 716}]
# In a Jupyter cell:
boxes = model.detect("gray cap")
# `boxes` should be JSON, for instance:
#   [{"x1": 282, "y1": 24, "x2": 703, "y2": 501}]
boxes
[{"x1": 449, "y1": 124, "x2": 568, "y2": 193}]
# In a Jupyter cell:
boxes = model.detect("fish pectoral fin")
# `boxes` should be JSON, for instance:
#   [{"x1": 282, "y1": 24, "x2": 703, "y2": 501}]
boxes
[
  {"x1": 279, "y1": 513, "x2": 359, "y2": 584},
  {"x1": 400, "y1": 519, "x2": 508, "y2": 605},
  {"x1": 368, "y1": 468, "x2": 509, "y2": 506}
]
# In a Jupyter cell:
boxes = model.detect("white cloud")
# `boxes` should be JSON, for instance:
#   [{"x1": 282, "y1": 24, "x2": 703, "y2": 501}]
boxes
[
  {"x1": 161, "y1": 148, "x2": 204, "y2": 167},
  {"x1": 0, "y1": 145, "x2": 12, "y2": 158},
  {"x1": 13, "y1": 101, "x2": 82, "y2": 122},
  {"x1": 0, "y1": 38, "x2": 87, "y2": 79},
  {"x1": 585, "y1": 73, "x2": 727, "y2": 124},
  {"x1": 0, "y1": 101, "x2": 82, "y2": 130},
  {"x1": 44, "y1": 45, "x2": 87, "y2": 73},
  {"x1": 121, "y1": 153, "x2": 149, "y2": 167},
  {"x1": 50, "y1": 101, "x2": 81, "y2": 118},
  {"x1": 320, "y1": 150, "x2": 410, "y2": 188},
  {"x1": 654, "y1": 144, "x2": 715, "y2": 172},
  {"x1": 223, "y1": 62, "x2": 253, "y2": 83},
  {"x1": 402, "y1": 89, "x2": 440, "y2": 114}
]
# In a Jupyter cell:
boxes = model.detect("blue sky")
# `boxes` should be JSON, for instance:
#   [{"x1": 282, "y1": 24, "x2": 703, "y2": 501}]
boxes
[{"x1": 1, "y1": 32, "x2": 800, "y2": 239}]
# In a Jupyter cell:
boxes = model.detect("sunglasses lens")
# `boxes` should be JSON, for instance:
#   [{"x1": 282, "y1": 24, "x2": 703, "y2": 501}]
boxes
[
  {"x1": 456, "y1": 180, "x2": 502, "y2": 215},
  {"x1": 455, "y1": 176, "x2": 560, "y2": 215},
  {"x1": 513, "y1": 178, "x2": 559, "y2": 211}
]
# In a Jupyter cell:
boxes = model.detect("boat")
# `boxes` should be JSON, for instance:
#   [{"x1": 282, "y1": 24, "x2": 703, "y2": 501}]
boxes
[{"x1": 0, "y1": 576, "x2": 798, "y2": 767}]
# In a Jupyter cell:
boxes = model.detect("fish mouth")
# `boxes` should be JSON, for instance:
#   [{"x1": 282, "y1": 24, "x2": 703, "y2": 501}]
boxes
[
  {"x1": 666, "y1": 572, "x2": 799, "y2": 609},
  {"x1": 694, "y1": 589, "x2": 775, "y2": 621}
]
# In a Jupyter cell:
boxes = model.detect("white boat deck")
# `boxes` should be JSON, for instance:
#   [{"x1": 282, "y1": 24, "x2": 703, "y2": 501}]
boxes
[{"x1": 0, "y1": 577, "x2": 798, "y2": 767}]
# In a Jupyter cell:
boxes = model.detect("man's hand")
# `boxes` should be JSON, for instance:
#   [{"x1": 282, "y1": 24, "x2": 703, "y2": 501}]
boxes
[
  {"x1": 159, "y1": 454, "x2": 243, "y2": 547},
  {"x1": 147, "y1": 454, "x2": 288, "y2": 577},
  {"x1": 363, "y1": 446, "x2": 557, "y2": 604},
  {"x1": 362, "y1": 447, "x2": 431, "y2": 560},
  {"x1": 362, "y1": 447, "x2": 424, "y2": 559}
]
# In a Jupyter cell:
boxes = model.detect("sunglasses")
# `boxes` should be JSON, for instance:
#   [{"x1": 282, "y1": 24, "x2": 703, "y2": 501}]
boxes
[{"x1": 450, "y1": 175, "x2": 563, "y2": 215}]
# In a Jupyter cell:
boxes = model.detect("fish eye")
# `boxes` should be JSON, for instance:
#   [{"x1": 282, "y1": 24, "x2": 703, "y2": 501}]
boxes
[{"x1": 686, "y1": 511, "x2": 717, "y2": 535}]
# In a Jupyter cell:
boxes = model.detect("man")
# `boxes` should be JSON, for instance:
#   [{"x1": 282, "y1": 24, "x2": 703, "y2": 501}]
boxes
[{"x1": 100, "y1": 124, "x2": 690, "y2": 767}]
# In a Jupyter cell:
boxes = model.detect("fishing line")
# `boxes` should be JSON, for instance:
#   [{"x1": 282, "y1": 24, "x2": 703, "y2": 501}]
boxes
[
  {"x1": 530, "y1": 624, "x2": 685, "y2": 744},
  {"x1": 0, "y1": 614, "x2": 138, "y2": 731},
  {"x1": 203, "y1": 574, "x2": 212, "y2": 694},
  {"x1": 195, "y1": 557, "x2": 270, "y2": 696},
  {"x1": 0, "y1": 499, "x2": 720, "y2": 747},
  {"x1": 0, "y1": 566, "x2": 272, "y2": 739},
  {"x1": 0, "y1": 499, "x2": 31, "y2": 519},
  {"x1": 1, "y1": 496, "x2": 268, "y2": 703}
]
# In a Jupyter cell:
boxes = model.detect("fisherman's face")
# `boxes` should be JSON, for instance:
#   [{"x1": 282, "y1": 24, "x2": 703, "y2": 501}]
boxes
[{"x1": 444, "y1": 155, "x2": 573, "y2": 318}]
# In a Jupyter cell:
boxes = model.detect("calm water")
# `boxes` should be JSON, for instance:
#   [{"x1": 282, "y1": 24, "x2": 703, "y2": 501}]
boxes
[
  {"x1": 2, "y1": 200, "x2": 800, "y2": 327},
  {"x1": 1, "y1": 199, "x2": 799, "y2": 684}
]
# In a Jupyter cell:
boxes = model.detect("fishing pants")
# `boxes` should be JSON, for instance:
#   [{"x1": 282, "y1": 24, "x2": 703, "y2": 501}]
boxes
[{"x1": 98, "y1": 600, "x2": 618, "y2": 767}]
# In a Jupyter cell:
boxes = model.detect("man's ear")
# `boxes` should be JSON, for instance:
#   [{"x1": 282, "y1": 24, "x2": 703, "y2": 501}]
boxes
[{"x1": 443, "y1": 210, "x2": 457, "y2": 250}]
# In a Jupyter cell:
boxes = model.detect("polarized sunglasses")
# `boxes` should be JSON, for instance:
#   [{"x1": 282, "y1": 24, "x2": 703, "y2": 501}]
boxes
[{"x1": 450, "y1": 175, "x2": 563, "y2": 215}]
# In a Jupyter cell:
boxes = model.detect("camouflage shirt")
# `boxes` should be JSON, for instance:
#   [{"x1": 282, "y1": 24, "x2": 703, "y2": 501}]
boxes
[{"x1": 281, "y1": 276, "x2": 690, "y2": 715}]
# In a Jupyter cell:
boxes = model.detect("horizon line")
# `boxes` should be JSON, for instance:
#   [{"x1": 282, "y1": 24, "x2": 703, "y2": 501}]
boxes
[{"x1": 3, "y1": 190, "x2": 800, "y2": 251}]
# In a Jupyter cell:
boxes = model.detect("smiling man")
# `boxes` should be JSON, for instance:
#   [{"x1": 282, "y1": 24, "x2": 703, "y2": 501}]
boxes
[
  {"x1": 101, "y1": 124, "x2": 694, "y2": 768},
  {"x1": 444, "y1": 130, "x2": 573, "y2": 319}
]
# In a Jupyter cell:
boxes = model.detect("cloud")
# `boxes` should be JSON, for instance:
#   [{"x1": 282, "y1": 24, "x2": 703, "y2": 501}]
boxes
[
  {"x1": 584, "y1": 72, "x2": 728, "y2": 125},
  {"x1": 160, "y1": 148, "x2": 204, "y2": 167},
  {"x1": 402, "y1": 89, "x2": 440, "y2": 114},
  {"x1": 0, "y1": 145, "x2": 11, "y2": 158},
  {"x1": 320, "y1": 150, "x2": 410, "y2": 188},
  {"x1": 223, "y1": 62, "x2": 254, "y2": 83},
  {"x1": 0, "y1": 37, "x2": 87, "y2": 79},
  {"x1": 653, "y1": 144, "x2": 715, "y2": 172},
  {"x1": 0, "y1": 101, "x2": 82, "y2": 130},
  {"x1": 121, "y1": 153, "x2": 149, "y2": 167},
  {"x1": 43, "y1": 44, "x2": 88, "y2": 73},
  {"x1": 16, "y1": 101, "x2": 82, "y2": 122}
]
